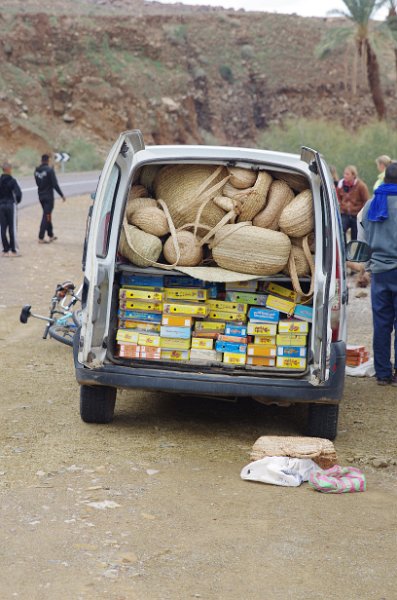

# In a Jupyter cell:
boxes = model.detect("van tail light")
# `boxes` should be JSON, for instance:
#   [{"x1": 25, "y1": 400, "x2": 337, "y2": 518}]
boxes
[{"x1": 331, "y1": 244, "x2": 341, "y2": 342}]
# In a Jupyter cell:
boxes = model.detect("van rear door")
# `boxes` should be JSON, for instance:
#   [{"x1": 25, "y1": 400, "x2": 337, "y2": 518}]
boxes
[
  {"x1": 78, "y1": 130, "x2": 144, "y2": 368},
  {"x1": 301, "y1": 147, "x2": 336, "y2": 384}
]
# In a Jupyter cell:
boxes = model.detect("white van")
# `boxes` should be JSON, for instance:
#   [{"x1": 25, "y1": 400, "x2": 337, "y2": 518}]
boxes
[{"x1": 75, "y1": 130, "x2": 347, "y2": 440}]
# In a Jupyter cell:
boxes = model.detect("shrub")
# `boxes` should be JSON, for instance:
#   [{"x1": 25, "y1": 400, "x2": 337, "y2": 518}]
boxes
[{"x1": 219, "y1": 64, "x2": 234, "y2": 84}]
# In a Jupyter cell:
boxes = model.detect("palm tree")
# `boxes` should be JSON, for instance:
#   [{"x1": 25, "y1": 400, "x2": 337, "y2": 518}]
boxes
[
  {"x1": 318, "y1": 0, "x2": 387, "y2": 119},
  {"x1": 383, "y1": 0, "x2": 397, "y2": 79}
]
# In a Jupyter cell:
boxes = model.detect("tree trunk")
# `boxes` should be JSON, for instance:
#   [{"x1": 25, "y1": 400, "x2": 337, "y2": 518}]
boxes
[{"x1": 365, "y1": 39, "x2": 386, "y2": 120}]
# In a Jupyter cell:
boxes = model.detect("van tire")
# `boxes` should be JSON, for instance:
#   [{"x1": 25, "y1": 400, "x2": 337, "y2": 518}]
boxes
[
  {"x1": 306, "y1": 403, "x2": 339, "y2": 441},
  {"x1": 80, "y1": 385, "x2": 116, "y2": 424}
]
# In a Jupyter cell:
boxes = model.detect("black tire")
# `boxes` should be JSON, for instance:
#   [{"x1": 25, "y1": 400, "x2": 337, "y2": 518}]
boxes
[
  {"x1": 80, "y1": 385, "x2": 116, "y2": 424},
  {"x1": 48, "y1": 324, "x2": 75, "y2": 347},
  {"x1": 306, "y1": 403, "x2": 339, "y2": 440}
]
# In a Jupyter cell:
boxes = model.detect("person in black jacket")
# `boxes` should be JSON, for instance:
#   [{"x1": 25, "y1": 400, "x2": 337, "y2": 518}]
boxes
[
  {"x1": 0, "y1": 162, "x2": 22, "y2": 257},
  {"x1": 34, "y1": 153, "x2": 66, "y2": 243}
]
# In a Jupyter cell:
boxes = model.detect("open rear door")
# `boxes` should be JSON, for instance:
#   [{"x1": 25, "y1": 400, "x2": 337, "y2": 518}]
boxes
[
  {"x1": 79, "y1": 130, "x2": 145, "y2": 368},
  {"x1": 301, "y1": 146, "x2": 336, "y2": 385}
]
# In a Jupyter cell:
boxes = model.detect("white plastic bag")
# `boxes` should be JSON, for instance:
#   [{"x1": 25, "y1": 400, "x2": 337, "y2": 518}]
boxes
[
  {"x1": 240, "y1": 456, "x2": 319, "y2": 487},
  {"x1": 345, "y1": 358, "x2": 375, "y2": 377}
]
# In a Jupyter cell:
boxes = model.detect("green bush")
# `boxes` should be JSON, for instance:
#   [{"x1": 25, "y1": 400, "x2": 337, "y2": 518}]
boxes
[
  {"x1": 258, "y1": 119, "x2": 397, "y2": 189},
  {"x1": 61, "y1": 138, "x2": 103, "y2": 172},
  {"x1": 219, "y1": 64, "x2": 234, "y2": 84}
]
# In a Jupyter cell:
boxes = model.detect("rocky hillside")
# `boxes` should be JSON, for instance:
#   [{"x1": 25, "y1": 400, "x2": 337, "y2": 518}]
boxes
[{"x1": 1, "y1": 0, "x2": 396, "y2": 161}]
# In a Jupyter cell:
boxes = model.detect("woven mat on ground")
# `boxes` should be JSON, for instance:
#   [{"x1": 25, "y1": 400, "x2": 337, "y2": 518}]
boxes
[{"x1": 250, "y1": 435, "x2": 337, "y2": 470}]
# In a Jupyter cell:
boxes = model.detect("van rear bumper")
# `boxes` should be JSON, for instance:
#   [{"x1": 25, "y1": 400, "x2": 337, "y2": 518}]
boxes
[{"x1": 75, "y1": 341, "x2": 346, "y2": 404}]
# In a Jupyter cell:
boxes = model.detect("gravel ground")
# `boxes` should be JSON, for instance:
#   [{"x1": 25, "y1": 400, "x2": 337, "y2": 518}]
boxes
[{"x1": 0, "y1": 196, "x2": 396, "y2": 600}]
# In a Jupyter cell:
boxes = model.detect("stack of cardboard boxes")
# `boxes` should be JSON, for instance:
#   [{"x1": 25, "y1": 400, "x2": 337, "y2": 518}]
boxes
[{"x1": 115, "y1": 273, "x2": 313, "y2": 371}]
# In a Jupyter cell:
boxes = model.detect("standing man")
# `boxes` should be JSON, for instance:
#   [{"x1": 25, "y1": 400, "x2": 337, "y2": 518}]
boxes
[
  {"x1": 0, "y1": 161, "x2": 22, "y2": 257},
  {"x1": 336, "y1": 165, "x2": 369, "y2": 245},
  {"x1": 34, "y1": 153, "x2": 66, "y2": 244},
  {"x1": 362, "y1": 162, "x2": 397, "y2": 386}
]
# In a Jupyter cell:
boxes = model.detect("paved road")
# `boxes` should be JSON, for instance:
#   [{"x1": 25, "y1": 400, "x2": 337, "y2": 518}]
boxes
[{"x1": 19, "y1": 170, "x2": 101, "y2": 208}]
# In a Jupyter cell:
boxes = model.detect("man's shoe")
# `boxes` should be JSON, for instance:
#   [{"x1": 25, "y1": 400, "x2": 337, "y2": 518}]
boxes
[
  {"x1": 48, "y1": 236, "x2": 58, "y2": 243},
  {"x1": 10, "y1": 252, "x2": 21, "y2": 258},
  {"x1": 376, "y1": 378, "x2": 391, "y2": 386},
  {"x1": 392, "y1": 372, "x2": 397, "y2": 387},
  {"x1": 2, "y1": 251, "x2": 10, "y2": 257},
  {"x1": 38, "y1": 239, "x2": 48, "y2": 244}
]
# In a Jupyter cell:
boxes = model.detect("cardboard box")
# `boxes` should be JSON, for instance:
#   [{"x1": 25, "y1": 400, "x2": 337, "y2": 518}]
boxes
[
  {"x1": 277, "y1": 346, "x2": 307, "y2": 357},
  {"x1": 161, "y1": 314, "x2": 193, "y2": 328},
  {"x1": 120, "y1": 273, "x2": 164, "y2": 288},
  {"x1": 119, "y1": 288, "x2": 163, "y2": 301},
  {"x1": 192, "y1": 330, "x2": 219, "y2": 339},
  {"x1": 208, "y1": 310, "x2": 246, "y2": 323},
  {"x1": 248, "y1": 307, "x2": 280, "y2": 323},
  {"x1": 195, "y1": 321, "x2": 226, "y2": 332},
  {"x1": 224, "y1": 324, "x2": 247, "y2": 336},
  {"x1": 191, "y1": 337, "x2": 214, "y2": 350},
  {"x1": 247, "y1": 344, "x2": 277, "y2": 357},
  {"x1": 116, "y1": 329, "x2": 139, "y2": 344},
  {"x1": 137, "y1": 334, "x2": 161, "y2": 347},
  {"x1": 276, "y1": 334, "x2": 307, "y2": 347},
  {"x1": 207, "y1": 299, "x2": 248, "y2": 314},
  {"x1": 225, "y1": 292, "x2": 267, "y2": 306},
  {"x1": 165, "y1": 288, "x2": 208, "y2": 301},
  {"x1": 293, "y1": 304, "x2": 313, "y2": 322},
  {"x1": 217, "y1": 334, "x2": 248, "y2": 344},
  {"x1": 223, "y1": 352, "x2": 246, "y2": 365},
  {"x1": 278, "y1": 319, "x2": 309, "y2": 334},
  {"x1": 161, "y1": 349, "x2": 190, "y2": 361},
  {"x1": 247, "y1": 322, "x2": 277, "y2": 336},
  {"x1": 117, "y1": 343, "x2": 140, "y2": 358},
  {"x1": 265, "y1": 282, "x2": 298, "y2": 302},
  {"x1": 118, "y1": 309, "x2": 162, "y2": 323},
  {"x1": 160, "y1": 325, "x2": 192, "y2": 339},
  {"x1": 225, "y1": 280, "x2": 258, "y2": 292},
  {"x1": 139, "y1": 346, "x2": 161, "y2": 359},
  {"x1": 163, "y1": 302, "x2": 209, "y2": 317},
  {"x1": 118, "y1": 320, "x2": 161, "y2": 333},
  {"x1": 189, "y1": 349, "x2": 222, "y2": 362},
  {"x1": 276, "y1": 356, "x2": 307, "y2": 370},
  {"x1": 164, "y1": 275, "x2": 209, "y2": 288},
  {"x1": 160, "y1": 337, "x2": 191, "y2": 350},
  {"x1": 215, "y1": 341, "x2": 247, "y2": 354},
  {"x1": 266, "y1": 295, "x2": 296, "y2": 316},
  {"x1": 246, "y1": 356, "x2": 276, "y2": 367},
  {"x1": 119, "y1": 299, "x2": 163, "y2": 313},
  {"x1": 253, "y1": 335, "x2": 276, "y2": 346}
]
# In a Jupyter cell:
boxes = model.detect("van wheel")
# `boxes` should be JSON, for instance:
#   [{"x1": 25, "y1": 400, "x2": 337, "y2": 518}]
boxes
[
  {"x1": 306, "y1": 403, "x2": 339, "y2": 441},
  {"x1": 80, "y1": 385, "x2": 116, "y2": 424}
]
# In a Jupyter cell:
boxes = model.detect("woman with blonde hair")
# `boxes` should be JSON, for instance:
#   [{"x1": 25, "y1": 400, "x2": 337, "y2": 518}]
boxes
[
  {"x1": 373, "y1": 155, "x2": 392, "y2": 190},
  {"x1": 336, "y1": 165, "x2": 369, "y2": 244}
]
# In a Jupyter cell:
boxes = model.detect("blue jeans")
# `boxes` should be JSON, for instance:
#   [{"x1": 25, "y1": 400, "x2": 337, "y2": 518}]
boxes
[
  {"x1": 371, "y1": 268, "x2": 397, "y2": 380},
  {"x1": 341, "y1": 213, "x2": 358, "y2": 245}
]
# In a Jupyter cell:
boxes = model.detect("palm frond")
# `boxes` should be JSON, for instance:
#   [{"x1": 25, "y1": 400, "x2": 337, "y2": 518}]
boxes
[{"x1": 315, "y1": 26, "x2": 355, "y2": 58}]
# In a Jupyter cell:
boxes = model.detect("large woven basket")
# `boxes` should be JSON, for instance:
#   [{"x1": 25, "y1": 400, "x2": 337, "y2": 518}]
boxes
[
  {"x1": 210, "y1": 223, "x2": 291, "y2": 276},
  {"x1": 250, "y1": 435, "x2": 337, "y2": 469},
  {"x1": 285, "y1": 234, "x2": 315, "y2": 299},
  {"x1": 126, "y1": 197, "x2": 157, "y2": 223},
  {"x1": 253, "y1": 179, "x2": 294, "y2": 230},
  {"x1": 130, "y1": 206, "x2": 169, "y2": 237},
  {"x1": 119, "y1": 222, "x2": 162, "y2": 267},
  {"x1": 284, "y1": 244, "x2": 311, "y2": 277},
  {"x1": 223, "y1": 171, "x2": 272, "y2": 222},
  {"x1": 153, "y1": 164, "x2": 229, "y2": 229},
  {"x1": 228, "y1": 166, "x2": 258, "y2": 189},
  {"x1": 279, "y1": 189, "x2": 314, "y2": 237},
  {"x1": 139, "y1": 165, "x2": 161, "y2": 194},
  {"x1": 269, "y1": 171, "x2": 309, "y2": 193}
]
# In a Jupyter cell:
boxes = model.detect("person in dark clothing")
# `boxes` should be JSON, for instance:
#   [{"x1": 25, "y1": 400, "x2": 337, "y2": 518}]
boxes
[
  {"x1": 34, "y1": 153, "x2": 66, "y2": 243},
  {"x1": 362, "y1": 161, "x2": 397, "y2": 386},
  {"x1": 0, "y1": 162, "x2": 22, "y2": 257}
]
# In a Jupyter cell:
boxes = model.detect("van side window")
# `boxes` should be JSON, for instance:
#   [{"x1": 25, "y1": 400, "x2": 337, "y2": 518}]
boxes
[{"x1": 96, "y1": 164, "x2": 120, "y2": 258}]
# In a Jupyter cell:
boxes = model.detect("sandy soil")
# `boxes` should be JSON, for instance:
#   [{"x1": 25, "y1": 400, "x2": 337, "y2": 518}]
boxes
[{"x1": 0, "y1": 197, "x2": 396, "y2": 600}]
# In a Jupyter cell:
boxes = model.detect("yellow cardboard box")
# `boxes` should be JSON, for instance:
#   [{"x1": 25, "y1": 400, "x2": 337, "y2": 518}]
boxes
[
  {"x1": 246, "y1": 356, "x2": 276, "y2": 367},
  {"x1": 278, "y1": 320, "x2": 309, "y2": 334},
  {"x1": 253, "y1": 335, "x2": 276, "y2": 346},
  {"x1": 276, "y1": 334, "x2": 307, "y2": 347},
  {"x1": 161, "y1": 314, "x2": 193, "y2": 327},
  {"x1": 165, "y1": 288, "x2": 208, "y2": 301},
  {"x1": 276, "y1": 356, "x2": 307, "y2": 369},
  {"x1": 119, "y1": 288, "x2": 163, "y2": 301},
  {"x1": 247, "y1": 344, "x2": 277, "y2": 357},
  {"x1": 160, "y1": 337, "x2": 191, "y2": 350},
  {"x1": 137, "y1": 334, "x2": 161, "y2": 347},
  {"x1": 207, "y1": 299, "x2": 247, "y2": 314},
  {"x1": 247, "y1": 322, "x2": 277, "y2": 336},
  {"x1": 223, "y1": 353, "x2": 247, "y2": 365},
  {"x1": 266, "y1": 294, "x2": 295, "y2": 315},
  {"x1": 163, "y1": 302, "x2": 208, "y2": 317}
]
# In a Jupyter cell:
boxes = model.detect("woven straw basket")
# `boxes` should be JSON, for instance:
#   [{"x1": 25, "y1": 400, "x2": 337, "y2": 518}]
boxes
[
  {"x1": 129, "y1": 184, "x2": 148, "y2": 199},
  {"x1": 139, "y1": 165, "x2": 161, "y2": 194},
  {"x1": 210, "y1": 223, "x2": 291, "y2": 276},
  {"x1": 285, "y1": 244, "x2": 311, "y2": 277},
  {"x1": 253, "y1": 179, "x2": 294, "y2": 230},
  {"x1": 163, "y1": 230, "x2": 203, "y2": 266},
  {"x1": 126, "y1": 197, "x2": 157, "y2": 223},
  {"x1": 154, "y1": 164, "x2": 230, "y2": 229},
  {"x1": 250, "y1": 435, "x2": 337, "y2": 469},
  {"x1": 223, "y1": 171, "x2": 272, "y2": 222},
  {"x1": 285, "y1": 234, "x2": 315, "y2": 299},
  {"x1": 279, "y1": 189, "x2": 314, "y2": 237},
  {"x1": 130, "y1": 206, "x2": 169, "y2": 237},
  {"x1": 228, "y1": 167, "x2": 258, "y2": 189},
  {"x1": 119, "y1": 223, "x2": 162, "y2": 267},
  {"x1": 269, "y1": 171, "x2": 309, "y2": 193}
]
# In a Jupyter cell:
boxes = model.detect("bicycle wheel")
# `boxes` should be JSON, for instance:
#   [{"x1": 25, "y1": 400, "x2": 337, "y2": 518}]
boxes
[{"x1": 48, "y1": 323, "x2": 75, "y2": 347}]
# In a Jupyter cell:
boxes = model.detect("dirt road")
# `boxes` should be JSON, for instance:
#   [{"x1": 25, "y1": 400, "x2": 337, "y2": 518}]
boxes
[{"x1": 1, "y1": 197, "x2": 396, "y2": 600}]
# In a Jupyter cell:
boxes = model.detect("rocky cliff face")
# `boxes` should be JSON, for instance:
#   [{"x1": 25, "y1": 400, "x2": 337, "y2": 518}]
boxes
[{"x1": 0, "y1": 0, "x2": 396, "y2": 159}]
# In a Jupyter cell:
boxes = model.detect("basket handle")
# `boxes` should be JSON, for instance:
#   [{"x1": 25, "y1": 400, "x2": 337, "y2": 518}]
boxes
[{"x1": 288, "y1": 234, "x2": 315, "y2": 300}]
